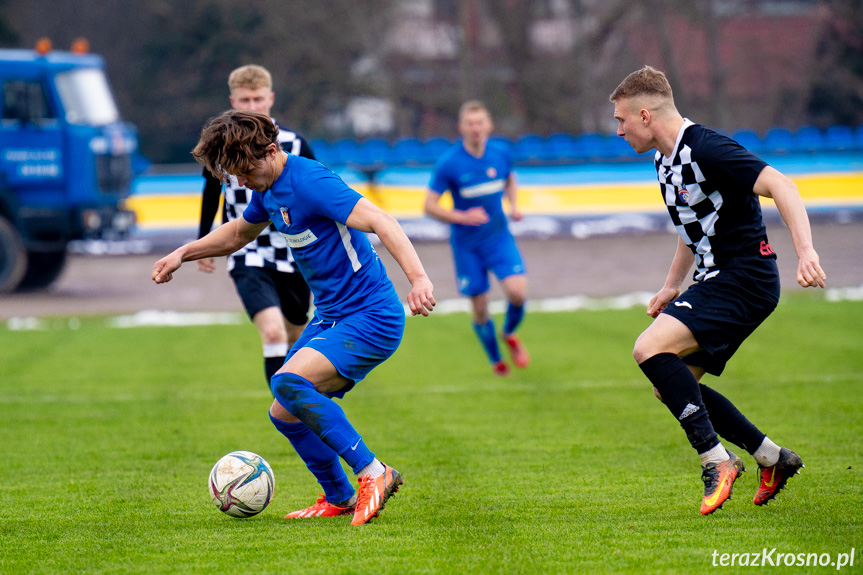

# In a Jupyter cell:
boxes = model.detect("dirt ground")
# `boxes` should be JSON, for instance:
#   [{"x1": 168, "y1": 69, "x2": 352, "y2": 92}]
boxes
[{"x1": 0, "y1": 222, "x2": 859, "y2": 319}]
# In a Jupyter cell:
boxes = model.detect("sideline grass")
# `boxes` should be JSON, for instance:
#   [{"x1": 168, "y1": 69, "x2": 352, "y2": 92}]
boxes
[{"x1": 0, "y1": 295, "x2": 860, "y2": 574}]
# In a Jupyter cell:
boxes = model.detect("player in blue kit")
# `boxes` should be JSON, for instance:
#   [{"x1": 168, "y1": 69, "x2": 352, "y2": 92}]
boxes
[
  {"x1": 196, "y1": 64, "x2": 315, "y2": 388},
  {"x1": 424, "y1": 100, "x2": 529, "y2": 376},
  {"x1": 153, "y1": 110, "x2": 436, "y2": 526},
  {"x1": 610, "y1": 67, "x2": 826, "y2": 515}
]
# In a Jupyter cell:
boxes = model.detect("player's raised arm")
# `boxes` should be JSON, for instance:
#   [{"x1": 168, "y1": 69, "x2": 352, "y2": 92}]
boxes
[
  {"x1": 152, "y1": 217, "x2": 269, "y2": 284},
  {"x1": 346, "y1": 197, "x2": 435, "y2": 316},
  {"x1": 753, "y1": 166, "x2": 826, "y2": 288}
]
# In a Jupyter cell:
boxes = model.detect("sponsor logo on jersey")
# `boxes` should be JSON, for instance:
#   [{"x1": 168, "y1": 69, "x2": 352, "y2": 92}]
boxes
[
  {"x1": 678, "y1": 186, "x2": 690, "y2": 203},
  {"x1": 461, "y1": 178, "x2": 505, "y2": 199},
  {"x1": 282, "y1": 229, "x2": 317, "y2": 248},
  {"x1": 280, "y1": 207, "x2": 291, "y2": 226}
]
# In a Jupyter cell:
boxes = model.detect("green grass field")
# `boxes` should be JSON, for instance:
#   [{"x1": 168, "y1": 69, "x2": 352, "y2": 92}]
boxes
[{"x1": 1, "y1": 294, "x2": 860, "y2": 574}]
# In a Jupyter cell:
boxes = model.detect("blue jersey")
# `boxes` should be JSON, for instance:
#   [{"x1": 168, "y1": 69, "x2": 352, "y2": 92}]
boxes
[
  {"x1": 429, "y1": 140, "x2": 513, "y2": 248},
  {"x1": 243, "y1": 155, "x2": 398, "y2": 321}
]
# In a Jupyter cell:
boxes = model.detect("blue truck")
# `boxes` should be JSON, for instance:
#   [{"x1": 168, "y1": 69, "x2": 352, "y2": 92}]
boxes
[{"x1": 0, "y1": 41, "x2": 137, "y2": 292}]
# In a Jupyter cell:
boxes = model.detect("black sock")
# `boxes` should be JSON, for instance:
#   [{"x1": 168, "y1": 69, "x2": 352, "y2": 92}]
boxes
[
  {"x1": 699, "y1": 383, "x2": 765, "y2": 454},
  {"x1": 264, "y1": 356, "x2": 286, "y2": 391},
  {"x1": 639, "y1": 353, "x2": 719, "y2": 454}
]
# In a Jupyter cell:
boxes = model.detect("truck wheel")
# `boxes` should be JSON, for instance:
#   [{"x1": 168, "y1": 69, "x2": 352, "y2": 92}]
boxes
[
  {"x1": 18, "y1": 250, "x2": 68, "y2": 291},
  {"x1": 0, "y1": 215, "x2": 27, "y2": 293}
]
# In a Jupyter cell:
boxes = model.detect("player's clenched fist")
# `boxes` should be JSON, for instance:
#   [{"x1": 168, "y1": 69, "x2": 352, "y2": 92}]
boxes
[{"x1": 152, "y1": 254, "x2": 182, "y2": 284}]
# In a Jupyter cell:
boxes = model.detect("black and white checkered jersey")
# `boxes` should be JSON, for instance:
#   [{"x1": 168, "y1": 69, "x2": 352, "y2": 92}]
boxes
[
  {"x1": 198, "y1": 119, "x2": 315, "y2": 273},
  {"x1": 655, "y1": 119, "x2": 773, "y2": 282}
]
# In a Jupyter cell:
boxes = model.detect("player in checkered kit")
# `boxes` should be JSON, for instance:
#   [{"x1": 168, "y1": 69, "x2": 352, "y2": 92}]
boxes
[
  {"x1": 197, "y1": 65, "x2": 314, "y2": 387},
  {"x1": 610, "y1": 66, "x2": 826, "y2": 515}
]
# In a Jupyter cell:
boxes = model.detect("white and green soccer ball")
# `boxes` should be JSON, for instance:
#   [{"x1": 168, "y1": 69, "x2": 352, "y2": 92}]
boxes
[{"x1": 208, "y1": 451, "x2": 275, "y2": 518}]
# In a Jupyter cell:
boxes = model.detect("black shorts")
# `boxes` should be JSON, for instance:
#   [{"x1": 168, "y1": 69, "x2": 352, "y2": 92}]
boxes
[
  {"x1": 662, "y1": 262, "x2": 780, "y2": 376},
  {"x1": 229, "y1": 264, "x2": 311, "y2": 326}
]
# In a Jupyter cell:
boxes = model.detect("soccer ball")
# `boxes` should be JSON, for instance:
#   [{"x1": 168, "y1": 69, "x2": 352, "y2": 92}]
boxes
[{"x1": 208, "y1": 451, "x2": 275, "y2": 518}]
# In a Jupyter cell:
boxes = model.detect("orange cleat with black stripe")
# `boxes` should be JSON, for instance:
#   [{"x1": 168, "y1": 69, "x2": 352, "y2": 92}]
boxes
[
  {"x1": 753, "y1": 447, "x2": 803, "y2": 506},
  {"x1": 351, "y1": 463, "x2": 403, "y2": 526},
  {"x1": 700, "y1": 450, "x2": 745, "y2": 515}
]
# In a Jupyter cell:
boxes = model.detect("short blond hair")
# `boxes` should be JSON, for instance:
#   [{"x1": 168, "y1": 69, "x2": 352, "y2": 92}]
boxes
[
  {"x1": 458, "y1": 100, "x2": 491, "y2": 122},
  {"x1": 609, "y1": 66, "x2": 674, "y2": 103},
  {"x1": 228, "y1": 64, "x2": 273, "y2": 92}
]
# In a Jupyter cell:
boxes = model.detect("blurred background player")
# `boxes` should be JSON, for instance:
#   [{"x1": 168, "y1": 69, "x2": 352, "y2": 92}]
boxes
[
  {"x1": 424, "y1": 100, "x2": 529, "y2": 376},
  {"x1": 197, "y1": 64, "x2": 314, "y2": 387},
  {"x1": 610, "y1": 66, "x2": 826, "y2": 515},
  {"x1": 155, "y1": 110, "x2": 436, "y2": 526}
]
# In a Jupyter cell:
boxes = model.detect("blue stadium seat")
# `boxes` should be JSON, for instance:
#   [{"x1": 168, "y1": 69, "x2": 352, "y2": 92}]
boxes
[
  {"x1": 392, "y1": 137, "x2": 424, "y2": 164},
  {"x1": 731, "y1": 130, "x2": 764, "y2": 154},
  {"x1": 513, "y1": 134, "x2": 548, "y2": 162},
  {"x1": 327, "y1": 138, "x2": 360, "y2": 165},
  {"x1": 419, "y1": 137, "x2": 452, "y2": 164},
  {"x1": 603, "y1": 135, "x2": 638, "y2": 159},
  {"x1": 308, "y1": 139, "x2": 331, "y2": 164},
  {"x1": 793, "y1": 126, "x2": 826, "y2": 152},
  {"x1": 825, "y1": 125, "x2": 856, "y2": 151},
  {"x1": 574, "y1": 133, "x2": 606, "y2": 160},
  {"x1": 354, "y1": 138, "x2": 391, "y2": 166},
  {"x1": 855, "y1": 125, "x2": 863, "y2": 150},
  {"x1": 547, "y1": 133, "x2": 579, "y2": 161},
  {"x1": 764, "y1": 128, "x2": 794, "y2": 153}
]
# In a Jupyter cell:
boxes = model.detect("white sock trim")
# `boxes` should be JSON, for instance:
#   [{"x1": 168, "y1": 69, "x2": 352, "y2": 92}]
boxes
[
  {"x1": 357, "y1": 458, "x2": 385, "y2": 479},
  {"x1": 700, "y1": 443, "x2": 730, "y2": 466},
  {"x1": 753, "y1": 437, "x2": 781, "y2": 467},
  {"x1": 263, "y1": 343, "x2": 289, "y2": 358}
]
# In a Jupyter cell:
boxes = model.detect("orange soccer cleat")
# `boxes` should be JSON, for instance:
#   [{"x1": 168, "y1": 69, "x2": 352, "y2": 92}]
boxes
[
  {"x1": 285, "y1": 494, "x2": 355, "y2": 519},
  {"x1": 753, "y1": 447, "x2": 803, "y2": 506},
  {"x1": 503, "y1": 333, "x2": 530, "y2": 368},
  {"x1": 351, "y1": 464, "x2": 403, "y2": 526},
  {"x1": 700, "y1": 450, "x2": 745, "y2": 515}
]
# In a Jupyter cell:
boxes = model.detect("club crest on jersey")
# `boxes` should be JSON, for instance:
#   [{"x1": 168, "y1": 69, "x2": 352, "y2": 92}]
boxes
[
  {"x1": 678, "y1": 186, "x2": 690, "y2": 203},
  {"x1": 486, "y1": 167, "x2": 497, "y2": 179},
  {"x1": 280, "y1": 207, "x2": 291, "y2": 226}
]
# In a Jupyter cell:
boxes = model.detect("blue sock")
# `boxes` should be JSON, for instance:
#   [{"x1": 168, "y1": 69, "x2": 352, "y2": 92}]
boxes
[
  {"x1": 503, "y1": 303, "x2": 525, "y2": 335},
  {"x1": 473, "y1": 319, "x2": 502, "y2": 363},
  {"x1": 269, "y1": 413, "x2": 355, "y2": 504},
  {"x1": 271, "y1": 372, "x2": 375, "y2": 474}
]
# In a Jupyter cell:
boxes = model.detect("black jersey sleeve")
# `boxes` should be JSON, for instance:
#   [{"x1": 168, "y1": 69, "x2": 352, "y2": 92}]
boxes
[
  {"x1": 693, "y1": 128, "x2": 768, "y2": 193},
  {"x1": 198, "y1": 169, "x2": 223, "y2": 239}
]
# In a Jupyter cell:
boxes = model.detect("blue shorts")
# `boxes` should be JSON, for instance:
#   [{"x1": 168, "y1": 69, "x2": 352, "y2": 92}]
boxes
[
  {"x1": 287, "y1": 298, "x2": 405, "y2": 397},
  {"x1": 452, "y1": 233, "x2": 525, "y2": 297},
  {"x1": 662, "y1": 263, "x2": 780, "y2": 376}
]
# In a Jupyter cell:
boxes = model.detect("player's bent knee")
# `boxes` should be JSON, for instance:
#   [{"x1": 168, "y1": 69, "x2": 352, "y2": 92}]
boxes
[{"x1": 270, "y1": 372, "x2": 316, "y2": 418}]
